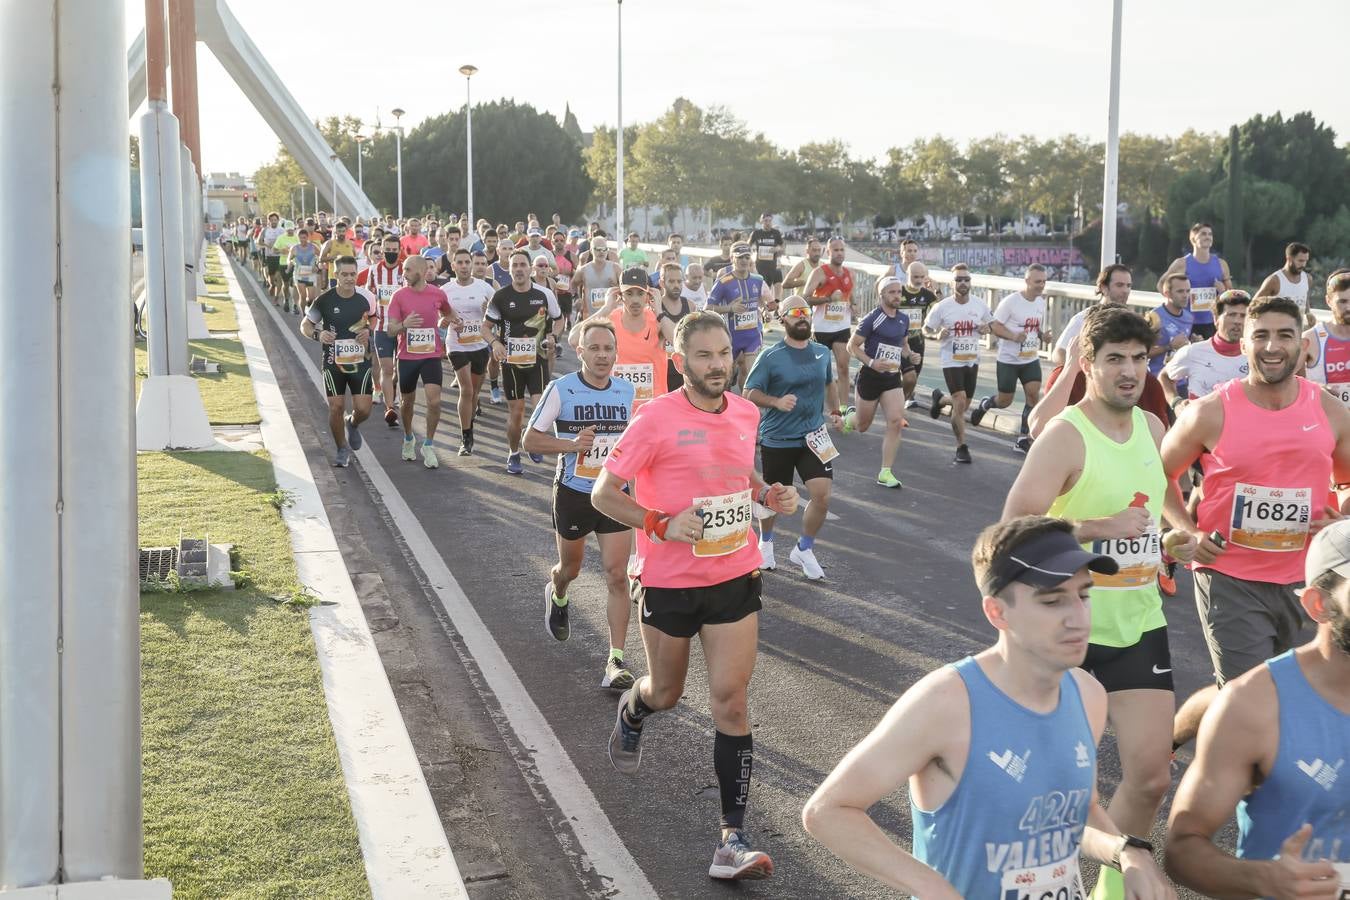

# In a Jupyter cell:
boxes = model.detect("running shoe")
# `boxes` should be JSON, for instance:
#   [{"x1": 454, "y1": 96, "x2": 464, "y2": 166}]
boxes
[
  {"x1": 758, "y1": 539, "x2": 776, "y2": 571},
  {"x1": 709, "y1": 832, "x2": 774, "y2": 881},
  {"x1": 929, "y1": 388, "x2": 944, "y2": 419},
  {"x1": 954, "y1": 443, "x2": 973, "y2": 464},
  {"x1": 372, "y1": 393, "x2": 383, "y2": 406},
  {"x1": 457, "y1": 437, "x2": 473, "y2": 457},
  {"x1": 904, "y1": 398, "x2": 919, "y2": 410},
  {"x1": 401, "y1": 436, "x2": 416, "y2": 461},
  {"x1": 1158, "y1": 563, "x2": 1178, "y2": 597},
  {"x1": 490, "y1": 385, "x2": 503, "y2": 404},
  {"x1": 422, "y1": 442, "x2": 439, "y2": 469},
  {"x1": 384, "y1": 407, "x2": 398, "y2": 427},
  {"x1": 789, "y1": 544, "x2": 824, "y2": 580},
  {"x1": 840, "y1": 406, "x2": 857, "y2": 434},
  {"x1": 970, "y1": 396, "x2": 991, "y2": 428},
  {"x1": 506, "y1": 452, "x2": 524, "y2": 476},
  {"x1": 345, "y1": 414, "x2": 363, "y2": 451},
  {"x1": 608, "y1": 685, "x2": 645, "y2": 775},
  {"x1": 544, "y1": 582, "x2": 569, "y2": 641},
  {"x1": 1014, "y1": 435, "x2": 1033, "y2": 454},
  {"x1": 601, "y1": 657, "x2": 635, "y2": 691},
  {"x1": 333, "y1": 446, "x2": 351, "y2": 468},
  {"x1": 876, "y1": 469, "x2": 902, "y2": 489},
  {"x1": 528, "y1": 451, "x2": 545, "y2": 464}
]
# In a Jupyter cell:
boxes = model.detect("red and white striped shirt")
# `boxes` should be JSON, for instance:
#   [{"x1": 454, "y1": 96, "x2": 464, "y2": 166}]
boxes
[{"x1": 357, "y1": 262, "x2": 403, "y2": 332}]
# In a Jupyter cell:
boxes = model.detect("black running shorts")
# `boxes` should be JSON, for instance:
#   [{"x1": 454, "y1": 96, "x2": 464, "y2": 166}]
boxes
[
  {"x1": 942, "y1": 365, "x2": 979, "y2": 397},
  {"x1": 449, "y1": 347, "x2": 491, "y2": 376},
  {"x1": 633, "y1": 571, "x2": 763, "y2": 639},
  {"x1": 759, "y1": 443, "x2": 832, "y2": 486},
  {"x1": 397, "y1": 357, "x2": 444, "y2": 393},
  {"x1": 552, "y1": 482, "x2": 627, "y2": 539},
  {"x1": 323, "y1": 363, "x2": 373, "y2": 398},
  {"x1": 1082, "y1": 626, "x2": 1173, "y2": 693}
]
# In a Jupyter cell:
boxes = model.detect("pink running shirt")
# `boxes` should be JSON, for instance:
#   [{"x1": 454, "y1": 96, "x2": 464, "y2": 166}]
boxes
[
  {"x1": 386, "y1": 284, "x2": 451, "y2": 360},
  {"x1": 604, "y1": 388, "x2": 762, "y2": 588},
  {"x1": 1196, "y1": 377, "x2": 1333, "y2": 585}
]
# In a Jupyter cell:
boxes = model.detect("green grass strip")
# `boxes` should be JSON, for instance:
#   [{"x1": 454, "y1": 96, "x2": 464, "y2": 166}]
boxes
[{"x1": 135, "y1": 338, "x2": 260, "y2": 425}]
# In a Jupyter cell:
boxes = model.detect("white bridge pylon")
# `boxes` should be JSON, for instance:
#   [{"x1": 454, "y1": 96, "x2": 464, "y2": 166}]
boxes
[{"x1": 128, "y1": 0, "x2": 378, "y2": 219}]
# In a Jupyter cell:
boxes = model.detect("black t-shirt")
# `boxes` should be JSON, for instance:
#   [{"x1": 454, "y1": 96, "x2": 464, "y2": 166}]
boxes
[
  {"x1": 704, "y1": 255, "x2": 732, "y2": 277},
  {"x1": 899, "y1": 286, "x2": 939, "y2": 344},
  {"x1": 486, "y1": 285, "x2": 562, "y2": 341},
  {"x1": 307, "y1": 288, "x2": 376, "y2": 368},
  {"x1": 748, "y1": 228, "x2": 783, "y2": 268}
]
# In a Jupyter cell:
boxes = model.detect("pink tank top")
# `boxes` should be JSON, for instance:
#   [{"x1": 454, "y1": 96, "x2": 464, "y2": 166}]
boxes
[{"x1": 1197, "y1": 377, "x2": 1333, "y2": 584}]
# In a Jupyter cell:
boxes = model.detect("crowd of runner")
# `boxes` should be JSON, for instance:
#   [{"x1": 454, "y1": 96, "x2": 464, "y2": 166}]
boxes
[{"x1": 221, "y1": 208, "x2": 1350, "y2": 898}]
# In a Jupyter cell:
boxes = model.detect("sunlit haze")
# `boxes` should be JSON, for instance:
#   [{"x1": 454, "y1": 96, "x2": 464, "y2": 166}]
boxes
[{"x1": 127, "y1": 0, "x2": 1350, "y2": 176}]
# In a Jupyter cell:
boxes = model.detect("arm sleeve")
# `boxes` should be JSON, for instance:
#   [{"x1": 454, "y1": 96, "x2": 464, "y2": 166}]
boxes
[
  {"x1": 305, "y1": 305, "x2": 323, "y2": 326},
  {"x1": 485, "y1": 294, "x2": 502, "y2": 322},
  {"x1": 545, "y1": 289, "x2": 561, "y2": 319},
  {"x1": 526, "y1": 380, "x2": 562, "y2": 433}
]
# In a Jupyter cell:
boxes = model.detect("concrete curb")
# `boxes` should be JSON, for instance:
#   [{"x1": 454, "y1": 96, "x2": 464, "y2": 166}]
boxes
[{"x1": 219, "y1": 259, "x2": 467, "y2": 899}]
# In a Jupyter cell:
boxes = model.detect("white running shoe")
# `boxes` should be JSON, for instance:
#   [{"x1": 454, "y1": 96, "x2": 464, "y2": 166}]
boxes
[
  {"x1": 758, "y1": 539, "x2": 776, "y2": 571},
  {"x1": 789, "y1": 544, "x2": 825, "y2": 580}
]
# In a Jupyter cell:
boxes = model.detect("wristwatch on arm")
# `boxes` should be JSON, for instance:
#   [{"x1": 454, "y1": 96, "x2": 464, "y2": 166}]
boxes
[{"x1": 1111, "y1": 834, "x2": 1154, "y2": 870}]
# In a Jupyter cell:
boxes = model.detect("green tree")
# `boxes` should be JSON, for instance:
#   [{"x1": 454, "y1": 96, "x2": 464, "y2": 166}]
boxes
[
  {"x1": 962, "y1": 136, "x2": 1010, "y2": 231},
  {"x1": 252, "y1": 147, "x2": 306, "y2": 218},
  {"x1": 1194, "y1": 176, "x2": 1305, "y2": 283},
  {"x1": 583, "y1": 123, "x2": 638, "y2": 227},
  {"x1": 1308, "y1": 206, "x2": 1350, "y2": 267}
]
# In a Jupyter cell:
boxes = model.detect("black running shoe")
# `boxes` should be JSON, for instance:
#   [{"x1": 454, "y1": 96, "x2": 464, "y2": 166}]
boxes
[
  {"x1": 954, "y1": 443, "x2": 972, "y2": 464},
  {"x1": 544, "y1": 582, "x2": 569, "y2": 642}
]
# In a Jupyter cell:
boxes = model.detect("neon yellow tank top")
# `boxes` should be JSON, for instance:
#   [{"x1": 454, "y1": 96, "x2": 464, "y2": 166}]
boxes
[{"x1": 1047, "y1": 406, "x2": 1167, "y2": 647}]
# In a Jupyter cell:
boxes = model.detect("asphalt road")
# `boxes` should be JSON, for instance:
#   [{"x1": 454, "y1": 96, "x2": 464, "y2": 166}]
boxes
[{"x1": 239, "y1": 263, "x2": 1223, "y2": 899}]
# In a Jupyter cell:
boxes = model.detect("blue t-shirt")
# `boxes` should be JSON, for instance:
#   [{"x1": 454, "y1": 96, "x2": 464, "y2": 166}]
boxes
[
  {"x1": 708, "y1": 272, "x2": 768, "y2": 336},
  {"x1": 526, "y1": 371, "x2": 634, "y2": 493},
  {"x1": 1147, "y1": 304, "x2": 1194, "y2": 375},
  {"x1": 855, "y1": 306, "x2": 912, "y2": 362},
  {"x1": 422, "y1": 246, "x2": 446, "y2": 262},
  {"x1": 744, "y1": 340, "x2": 834, "y2": 447}
]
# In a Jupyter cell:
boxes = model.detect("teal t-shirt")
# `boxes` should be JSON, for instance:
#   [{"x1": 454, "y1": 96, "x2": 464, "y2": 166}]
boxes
[{"x1": 744, "y1": 340, "x2": 834, "y2": 447}]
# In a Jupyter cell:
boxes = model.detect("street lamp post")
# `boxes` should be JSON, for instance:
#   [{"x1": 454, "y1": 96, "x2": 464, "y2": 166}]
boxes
[
  {"x1": 392, "y1": 106, "x2": 405, "y2": 219},
  {"x1": 1100, "y1": 0, "x2": 1123, "y2": 266},
  {"x1": 618, "y1": 0, "x2": 626, "y2": 236},
  {"x1": 329, "y1": 152, "x2": 338, "y2": 218},
  {"x1": 459, "y1": 65, "x2": 477, "y2": 231},
  {"x1": 355, "y1": 134, "x2": 365, "y2": 191},
  {"x1": 299, "y1": 181, "x2": 307, "y2": 218}
]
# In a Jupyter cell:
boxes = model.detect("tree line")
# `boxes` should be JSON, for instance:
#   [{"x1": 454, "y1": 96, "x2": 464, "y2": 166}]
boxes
[{"x1": 250, "y1": 101, "x2": 1350, "y2": 281}]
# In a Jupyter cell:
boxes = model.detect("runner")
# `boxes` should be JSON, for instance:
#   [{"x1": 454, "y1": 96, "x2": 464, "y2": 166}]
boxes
[
  {"x1": 923, "y1": 263, "x2": 992, "y2": 463},
  {"x1": 356, "y1": 234, "x2": 405, "y2": 422},
  {"x1": 1161, "y1": 222, "x2": 1232, "y2": 340},
  {"x1": 972, "y1": 265, "x2": 1053, "y2": 453},
  {"x1": 844, "y1": 276, "x2": 921, "y2": 489},
  {"x1": 654, "y1": 261, "x2": 692, "y2": 391},
  {"x1": 385, "y1": 255, "x2": 457, "y2": 469},
  {"x1": 399, "y1": 217, "x2": 430, "y2": 258},
  {"x1": 1161, "y1": 295, "x2": 1350, "y2": 751},
  {"x1": 803, "y1": 515, "x2": 1176, "y2": 899},
  {"x1": 570, "y1": 268, "x2": 667, "y2": 410},
  {"x1": 271, "y1": 221, "x2": 300, "y2": 313},
  {"x1": 523, "y1": 319, "x2": 637, "y2": 689},
  {"x1": 703, "y1": 235, "x2": 734, "y2": 280},
  {"x1": 1052, "y1": 264, "x2": 1135, "y2": 369},
  {"x1": 745, "y1": 295, "x2": 843, "y2": 580},
  {"x1": 889, "y1": 236, "x2": 921, "y2": 281},
  {"x1": 707, "y1": 241, "x2": 775, "y2": 392},
  {"x1": 1159, "y1": 289, "x2": 1250, "y2": 409},
  {"x1": 1144, "y1": 273, "x2": 1194, "y2": 378},
  {"x1": 573, "y1": 236, "x2": 619, "y2": 320},
  {"x1": 781, "y1": 235, "x2": 821, "y2": 296},
  {"x1": 682, "y1": 262, "x2": 708, "y2": 312},
  {"x1": 1164, "y1": 518, "x2": 1350, "y2": 898},
  {"x1": 320, "y1": 221, "x2": 355, "y2": 289},
  {"x1": 231, "y1": 216, "x2": 249, "y2": 261},
  {"x1": 299, "y1": 257, "x2": 377, "y2": 467},
  {"x1": 1254, "y1": 240, "x2": 1313, "y2": 324},
  {"x1": 522, "y1": 227, "x2": 552, "y2": 264},
  {"x1": 487, "y1": 250, "x2": 562, "y2": 475},
  {"x1": 1003, "y1": 306, "x2": 1197, "y2": 900},
  {"x1": 592, "y1": 311, "x2": 800, "y2": 881},
  {"x1": 261, "y1": 212, "x2": 285, "y2": 304},
  {"x1": 619, "y1": 232, "x2": 646, "y2": 270},
  {"x1": 748, "y1": 212, "x2": 785, "y2": 301},
  {"x1": 803, "y1": 237, "x2": 855, "y2": 409},
  {"x1": 1304, "y1": 271, "x2": 1350, "y2": 409},
  {"x1": 443, "y1": 248, "x2": 495, "y2": 456},
  {"x1": 896, "y1": 262, "x2": 939, "y2": 409}
]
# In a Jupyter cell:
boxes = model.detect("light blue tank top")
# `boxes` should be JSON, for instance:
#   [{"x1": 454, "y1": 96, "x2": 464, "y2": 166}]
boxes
[
  {"x1": 912, "y1": 657, "x2": 1095, "y2": 899},
  {"x1": 1237, "y1": 651, "x2": 1350, "y2": 876},
  {"x1": 526, "y1": 372, "x2": 634, "y2": 493}
]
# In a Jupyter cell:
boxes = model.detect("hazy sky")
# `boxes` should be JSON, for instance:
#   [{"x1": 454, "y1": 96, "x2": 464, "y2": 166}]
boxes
[{"x1": 127, "y1": 0, "x2": 1349, "y2": 176}]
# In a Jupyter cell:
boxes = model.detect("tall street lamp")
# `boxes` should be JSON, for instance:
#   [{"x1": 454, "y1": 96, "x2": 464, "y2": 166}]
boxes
[
  {"x1": 354, "y1": 134, "x2": 365, "y2": 191},
  {"x1": 459, "y1": 65, "x2": 478, "y2": 232},
  {"x1": 299, "y1": 181, "x2": 307, "y2": 218},
  {"x1": 1100, "y1": 0, "x2": 1123, "y2": 266},
  {"x1": 391, "y1": 106, "x2": 405, "y2": 218},
  {"x1": 615, "y1": 0, "x2": 625, "y2": 235}
]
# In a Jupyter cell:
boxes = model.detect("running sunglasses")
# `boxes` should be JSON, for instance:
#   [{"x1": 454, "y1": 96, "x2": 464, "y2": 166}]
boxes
[
  {"x1": 780, "y1": 306, "x2": 811, "y2": 319},
  {"x1": 954, "y1": 275, "x2": 972, "y2": 282}
]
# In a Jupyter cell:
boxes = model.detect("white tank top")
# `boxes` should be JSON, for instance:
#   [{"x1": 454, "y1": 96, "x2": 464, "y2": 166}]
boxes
[
  {"x1": 1274, "y1": 268, "x2": 1309, "y2": 311},
  {"x1": 1306, "y1": 322, "x2": 1350, "y2": 404}
]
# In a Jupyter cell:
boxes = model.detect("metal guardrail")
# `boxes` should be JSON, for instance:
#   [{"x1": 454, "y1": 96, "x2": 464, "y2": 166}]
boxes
[{"x1": 639, "y1": 243, "x2": 1168, "y2": 356}]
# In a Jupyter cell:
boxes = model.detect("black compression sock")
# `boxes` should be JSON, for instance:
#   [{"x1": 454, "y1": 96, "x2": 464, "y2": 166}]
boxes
[
  {"x1": 623, "y1": 682, "x2": 657, "y2": 729},
  {"x1": 462, "y1": 427, "x2": 473, "y2": 442},
  {"x1": 1021, "y1": 404, "x2": 1032, "y2": 435},
  {"x1": 490, "y1": 378, "x2": 500, "y2": 389},
  {"x1": 714, "y1": 730, "x2": 753, "y2": 831}
]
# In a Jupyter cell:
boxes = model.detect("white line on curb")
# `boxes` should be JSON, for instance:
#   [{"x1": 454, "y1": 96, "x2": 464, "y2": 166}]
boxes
[
  {"x1": 240, "y1": 269, "x2": 657, "y2": 898},
  {"x1": 223, "y1": 261, "x2": 468, "y2": 899}
]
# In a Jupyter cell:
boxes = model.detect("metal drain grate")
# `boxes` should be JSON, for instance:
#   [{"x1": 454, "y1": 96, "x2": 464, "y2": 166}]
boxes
[{"x1": 139, "y1": 547, "x2": 178, "y2": 582}]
